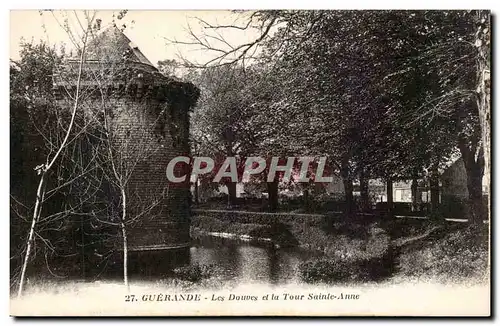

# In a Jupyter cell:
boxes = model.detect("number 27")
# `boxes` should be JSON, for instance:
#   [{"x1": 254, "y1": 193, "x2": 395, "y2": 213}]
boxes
[{"x1": 125, "y1": 294, "x2": 136, "y2": 302}]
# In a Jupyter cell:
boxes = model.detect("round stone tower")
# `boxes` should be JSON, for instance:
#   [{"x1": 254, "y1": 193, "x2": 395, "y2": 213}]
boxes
[{"x1": 53, "y1": 26, "x2": 199, "y2": 273}]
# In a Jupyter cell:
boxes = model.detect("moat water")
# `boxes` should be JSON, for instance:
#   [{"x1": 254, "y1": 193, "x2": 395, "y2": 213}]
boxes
[
  {"x1": 12, "y1": 234, "x2": 489, "y2": 317},
  {"x1": 17, "y1": 234, "x2": 322, "y2": 294},
  {"x1": 188, "y1": 234, "x2": 321, "y2": 285}
]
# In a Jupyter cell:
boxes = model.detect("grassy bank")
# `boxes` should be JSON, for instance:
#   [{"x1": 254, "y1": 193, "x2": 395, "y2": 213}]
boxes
[
  {"x1": 397, "y1": 223, "x2": 489, "y2": 283},
  {"x1": 191, "y1": 211, "x2": 489, "y2": 283}
]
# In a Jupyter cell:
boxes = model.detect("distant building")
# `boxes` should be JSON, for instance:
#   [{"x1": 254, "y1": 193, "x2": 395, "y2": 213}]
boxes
[
  {"x1": 323, "y1": 175, "x2": 345, "y2": 196},
  {"x1": 192, "y1": 156, "x2": 487, "y2": 210},
  {"x1": 441, "y1": 157, "x2": 488, "y2": 199},
  {"x1": 370, "y1": 156, "x2": 487, "y2": 205}
]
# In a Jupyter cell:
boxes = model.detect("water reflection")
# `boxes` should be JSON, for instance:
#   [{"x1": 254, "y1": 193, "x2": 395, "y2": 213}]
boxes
[
  {"x1": 190, "y1": 235, "x2": 317, "y2": 284},
  {"x1": 32, "y1": 235, "x2": 319, "y2": 286}
]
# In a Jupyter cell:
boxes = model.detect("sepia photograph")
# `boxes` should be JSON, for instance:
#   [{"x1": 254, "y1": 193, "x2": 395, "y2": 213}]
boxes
[{"x1": 8, "y1": 8, "x2": 491, "y2": 316}]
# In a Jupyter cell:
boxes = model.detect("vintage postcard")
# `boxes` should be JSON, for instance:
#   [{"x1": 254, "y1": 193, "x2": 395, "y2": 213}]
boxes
[{"x1": 9, "y1": 9, "x2": 491, "y2": 316}]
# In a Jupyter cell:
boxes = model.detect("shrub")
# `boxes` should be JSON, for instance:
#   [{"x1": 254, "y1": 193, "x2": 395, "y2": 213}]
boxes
[
  {"x1": 438, "y1": 195, "x2": 467, "y2": 219},
  {"x1": 172, "y1": 263, "x2": 221, "y2": 282},
  {"x1": 299, "y1": 243, "x2": 398, "y2": 283},
  {"x1": 398, "y1": 224, "x2": 489, "y2": 282},
  {"x1": 300, "y1": 259, "x2": 353, "y2": 283},
  {"x1": 247, "y1": 222, "x2": 299, "y2": 247}
]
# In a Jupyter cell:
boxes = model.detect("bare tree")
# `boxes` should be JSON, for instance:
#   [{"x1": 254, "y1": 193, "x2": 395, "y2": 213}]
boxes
[
  {"x1": 68, "y1": 20, "x2": 177, "y2": 288},
  {"x1": 167, "y1": 11, "x2": 279, "y2": 68},
  {"x1": 99, "y1": 101, "x2": 170, "y2": 289},
  {"x1": 16, "y1": 13, "x2": 96, "y2": 297}
]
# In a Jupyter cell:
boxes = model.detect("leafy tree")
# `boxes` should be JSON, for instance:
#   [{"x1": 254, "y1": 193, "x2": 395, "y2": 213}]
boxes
[
  {"x1": 158, "y1": 59, "x2": 181, "y2": 78},
  {"x1": 175, "y1": 10, "x2": 490, "y2": 221},
  {"x1": 257, "y1": 10, "x2": 489, "y2": 220},
  {"x1": 188, "y1": 65, "x2": 258, "y2": 206}
]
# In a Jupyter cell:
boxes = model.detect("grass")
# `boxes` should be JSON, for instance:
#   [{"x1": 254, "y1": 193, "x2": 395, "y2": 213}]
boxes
[
  {"x1": 14, "y1": 212, "x2": 488, "y2": 297},
  {"x1": 172, "y1": 263, "x2": 223, "y2": 282},
  {"x1": 397, "y1": 224, "x2": 489, "y2": 283},
  {"x1": 299, "y1": 222, "x2": 489, "y2": 284},
  {"x1": 192, "y1": 212, "x2": 489, "y2": 284},
  {"x1": 191, "y1": 215, "x2": 264, "y2": 236}
]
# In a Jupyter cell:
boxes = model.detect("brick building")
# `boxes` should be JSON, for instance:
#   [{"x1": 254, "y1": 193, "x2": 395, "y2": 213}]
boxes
[{"x1": 53, "y1": 26, "x2": 199, "y2": 266}]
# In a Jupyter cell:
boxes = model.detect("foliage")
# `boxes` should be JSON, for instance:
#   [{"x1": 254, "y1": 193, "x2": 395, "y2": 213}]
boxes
[
  {"x1": 157, "y1": 59, "x2": 182, "y2": 78},
  {"x1": 9, "y1": 10, "x2": 491, "y2": 292},
  {"x1": 299, "y1": 245, "x2": 397, "y2": 283},
  {"x1": 10, "y1": 41, "x2": 93, "y2": 286},
  {"x1": 398, "y1": 224, "x2": 489, "y2": 281},
  {"x1": 178, "y1": 10, "x2": 489, "y2": 219},
  {"x1": 259, "y1": 11, "x2": 481, "y2": 180},
  {"x1": 172, "y1": 263, "x2": 221, "y2": 282}
]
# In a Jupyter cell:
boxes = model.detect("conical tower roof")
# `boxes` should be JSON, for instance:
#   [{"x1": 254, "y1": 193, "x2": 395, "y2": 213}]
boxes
[
  {"x1": 85, "y1": 25, "x2": 156, "y2": 69},
  {"x1": 53, "y1": 25, "x2": 199, "y2": 107}
]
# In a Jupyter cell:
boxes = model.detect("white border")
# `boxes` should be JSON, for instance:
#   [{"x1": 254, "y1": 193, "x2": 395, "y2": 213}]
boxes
[{"x1": 2, "y1": 1, "x2": 498, "y2": 324}]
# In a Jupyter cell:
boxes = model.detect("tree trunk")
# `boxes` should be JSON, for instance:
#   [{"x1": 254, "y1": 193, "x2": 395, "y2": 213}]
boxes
[
  {"x1": 466, "y1": 164, "x2": 485, "y2": 223},
  {"x1": 227, "y1": 182, "x2": 237, "y2": 207},
  {"x1": 303, "y1": 187, "x2": 310, "y2": 212},
  {"x1": 339, "y1": 160, "x2": 353, "y2": 216},
  {"x1": 359, "y1": 170, "x2": 370, "y2": 212},
  {"x1": 343, "y1": 179, "x2": 354, "y2": 216},
  {"x1": 18, "y1": 173, "x2": 46, "y2": 298},
  {"x1": 267, "y1": 179, "x2": 279, "y2": 213},
  {"x1": 120, "y1": 188, "x2": 129, "y2": 290},
  {"x1": 386, "y1": 178, "x2": 393, "y2": 217},
  {"x1": 17, "y1": 30, "x2": 89, "y2": 298},
  {"x1": 429, "y1": 166, "x2": 440, "y2": 218},
  {"x1": 460, "y1": 144, "x2": 485, "y2": 223},
  {"x1": 120, "y1": 221, "x2": 129, "y2": 290},
  {"x1": 476, "y1": 11, "x2": 491, "y2": 222},
  {"x1": 458, "y1": 137, "x2": 485, "y2": 223},
  {"x1": 81, "y1": 214, "x2": 86, "y2": 280},
  {"x1": 194, "y1": 176, "x2": 199, "y2": 205},
  {"x1": 411, "y1": 178, "x2": 421, "y2": 212}
]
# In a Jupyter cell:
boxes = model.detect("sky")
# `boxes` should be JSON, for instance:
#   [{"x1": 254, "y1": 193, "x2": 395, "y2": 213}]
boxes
[{"x1": 9, "y1": 10, "x2": 261, "y2": 67}]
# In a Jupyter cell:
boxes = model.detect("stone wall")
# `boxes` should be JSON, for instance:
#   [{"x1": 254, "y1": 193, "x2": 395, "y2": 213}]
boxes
[
  {"x1": 54, "y1": 66, "x2": 199, "y2": 253},
  {"x1": 106, "y1": 95, "x2": 192, "y2": 251}
]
